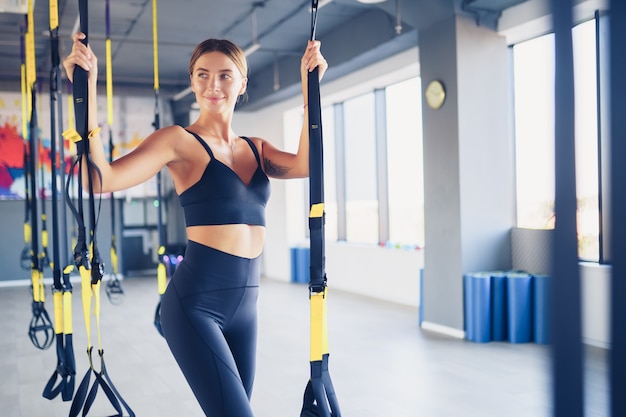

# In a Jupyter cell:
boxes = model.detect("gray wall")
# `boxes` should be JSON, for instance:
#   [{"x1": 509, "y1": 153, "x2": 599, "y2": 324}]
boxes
[{"x1": 420, "y1": 14, "x2": 515, "y2": 332}]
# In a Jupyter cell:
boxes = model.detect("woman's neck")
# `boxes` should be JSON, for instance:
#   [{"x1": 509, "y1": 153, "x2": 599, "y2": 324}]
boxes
[{"x1": 192, "y1": 113, "x2": 235, "y2": 142}]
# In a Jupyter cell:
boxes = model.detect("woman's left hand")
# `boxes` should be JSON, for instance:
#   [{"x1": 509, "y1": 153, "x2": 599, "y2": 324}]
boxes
[{"x1": 301, "y1": 40, "x2": 328, "y2": 81}]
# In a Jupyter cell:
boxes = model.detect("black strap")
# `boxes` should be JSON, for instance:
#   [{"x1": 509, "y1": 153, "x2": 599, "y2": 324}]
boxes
[
  {"x1": 42, "y1": 0, "x2": 76, "y2": 400},
  {"x1": 65, "y1": 1, "x2": 134, "y2": 414},
  {"x1": 20, "y1": 24, "x2": 32, "y2": 272},
  {"x1": 27, "y1": 87, "x2": 55, "y2": 351},
  {"x1": 551, "y1": 2, "x2": 584, "y2": 417},
  {"x1": 23, "y1": 2, "x2": 54, "y2": 349},
  {"x1": 104, "y1": 0, "x2": 125, "y2": 305},
  {"x1": 301, "y1": 2, "x2": 341, "y2": 417},
  {"x1": 608, "y1": 2, "x2": 626, "y2": 416},
  {"x1": 153, "y1": 0, "x2": 167, "y2": 338}
]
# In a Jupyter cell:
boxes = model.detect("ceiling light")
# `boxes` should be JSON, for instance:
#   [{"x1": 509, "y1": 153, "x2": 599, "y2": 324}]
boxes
[
  {"x1": 172, "y1": 87, "x2": 192, "y2": 102},
  {"x1": 356, "y1": 0, "x2": 387, "y2": 4},
  {"x1": 244, "y1": 6, "x2": 261, "y2": 57},
  {"x1": 243, "y1": 42, "x2": 261, "y2": 57}
]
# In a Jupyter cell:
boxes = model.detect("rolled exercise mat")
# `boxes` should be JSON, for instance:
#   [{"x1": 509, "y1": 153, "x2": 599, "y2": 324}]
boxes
[
  {"x1": 533, "y1": 274, "x2": 552, "y2": 344},
  {"x1": 506, "y1": 271, "x2": 533, "y2": 343},
  {"x1": 491, "y1": 271, "x2": 508, "y2": 341},
  {"x1": 290, "y1": 246, "x2": 310, "y2": 283},
  {"x1": 464, "y1": 272, "x2": 492, "y2": 343}
]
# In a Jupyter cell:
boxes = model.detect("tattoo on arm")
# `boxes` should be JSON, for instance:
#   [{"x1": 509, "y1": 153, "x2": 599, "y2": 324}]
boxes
[{"x1": 264, "y1": 158, "x2": 290, "y2": 177}]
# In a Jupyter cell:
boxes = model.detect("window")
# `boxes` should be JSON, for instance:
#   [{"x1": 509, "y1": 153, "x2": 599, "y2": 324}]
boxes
[
  {"x1": 321, "y1": 105, "x2": 337, "y2": 241},
  {"x1": 513, "y1": 19, "x2": 599, "y2": 260},
  {"x1": 385, "y1": 77, "x2": 425, "y2": 247},
  {"x1": 343, "y1": 92, "x2": 379, "y2": 244}
]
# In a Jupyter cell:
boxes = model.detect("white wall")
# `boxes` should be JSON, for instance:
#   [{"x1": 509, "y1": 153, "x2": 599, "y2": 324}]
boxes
[{"x1": 581, "y1": 263, "x2": 610, "y2": 348}]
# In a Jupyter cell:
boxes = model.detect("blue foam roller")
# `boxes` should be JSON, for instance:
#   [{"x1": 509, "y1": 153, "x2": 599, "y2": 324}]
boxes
[
  {"x1": 465, "y1": 272, "x2": 492, "y2": 343},
  {"x1": 506, "y1": 272, "x2": 533, "y2": 343},
  {"x1": 533, "y1": 274, "x2": 552, "y2": 344},
  {"x1": 491, "y1": 272, "x2": 508, "y2": 341},
  {"x1": 290, "y1": 247, "x2": 310, "y2": 283}
]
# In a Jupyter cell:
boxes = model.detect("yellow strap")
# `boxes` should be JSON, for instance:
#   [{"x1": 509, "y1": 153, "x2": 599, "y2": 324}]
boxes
[
  {"x1": 49, "y1": 0, "x2": 59, "y2": 30},
  {"x1": 41, "y1": 228, "x2": 48, "y2": 248},
  {"x1": 24, "y1": 223, "x2": 31, "y2": 244},
  {"x1": 53, "y1": 291, "x2": 63, "y2": 335},
  {"x1": 31, "y1": 268, "x2": 45, "y2": 303},
  {"x1": 93, "y1": 280, "x2": 102, "y2": 349},
  {"x1": 26, "y1": 0, "x2": 36, "y2": 90},
  {"x1": 110, "y1": 246, "x2": 119, "y2": 275},
  {"x1": 63, "y1": 291, "x2": 73, "y2": 335},
  {"x1": 62, "y1": 128, "x2": 82, "y2": 143},
  {"x1": 309, "y1": 289, "x2": 329, "y2": 362},
  {"x1": 20, "y1": 64, "x2": 27, "y2": 137},
  {"x1": 79, "y1": 265, "x2": 92, "y2": 348},
  {"x1": 157, "y1": 245, "x2": 167, "y2": 294},
  {"x1": 63, "y1": 265, "x2": 75, "y2": 335},
  {"x1": 152, "y1": 0, "x2": 159, "y2": 90},
  {"x1": 309, "y1": 203, "x2": 324, "y2": 218}
]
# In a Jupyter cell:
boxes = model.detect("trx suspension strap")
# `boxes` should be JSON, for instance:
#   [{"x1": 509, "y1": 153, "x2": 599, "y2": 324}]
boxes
[
  {"x1": 20, "y1": 25, "x2": 33, "y2": 272},
  {"x1": 42, "y1": 0, "x2": 76, "y2": 401},
  {"x1": 610, "y1": 3, "x2": 626, "y2": 415},
  {"x1": 551, "y1": 1, "x2": 584, "y2": 417},
  {"x1": 104, "y1": 0, "x2": 124, "y2": 304},
  {"x1": 152, "y1": 0, "x2": 167, "y2": 336},
  {"x1": 25, "y1": 0, "x2": 55, "y2": 351},
  {"x1": 301, "y1": 2, "x2": 341, "y2": 416},
  {"x1": 64, "y1": 1, "x2": 135, "y2": 414},
  {"x1": 39, "y1": 145, "x2": 52, "y2": 273}
]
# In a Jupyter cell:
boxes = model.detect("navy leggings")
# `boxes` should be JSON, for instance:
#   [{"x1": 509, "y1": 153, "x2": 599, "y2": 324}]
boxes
[{"x1": 160, "y1": 240, "x2": 260, "y2": 417}]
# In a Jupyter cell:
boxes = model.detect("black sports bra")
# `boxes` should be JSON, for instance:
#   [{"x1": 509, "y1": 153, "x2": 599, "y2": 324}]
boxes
[{"x1": 178, "y1": 130, "x2": 270, "y2": 227}]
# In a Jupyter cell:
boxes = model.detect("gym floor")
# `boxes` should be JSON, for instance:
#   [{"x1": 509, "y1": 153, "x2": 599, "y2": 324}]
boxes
[{"x1": 1, "y1": 276, "x2": 608, "y2": 417}]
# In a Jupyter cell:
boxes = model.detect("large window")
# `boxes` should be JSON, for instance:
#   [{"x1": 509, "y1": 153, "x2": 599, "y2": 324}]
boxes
[
  {"x1": 513, "y1": 19, "x2": 599, "y2": 261},
  {"x1": 310, "y1": 76, "x2": 424, "y2": 247},
  {"x1": 321, "y1": 106, "x2": 337, "y2": 242},
  {"x1": 385, "y1": 77, "x2": 424, "y2": 247},
  {"x1": 343, "y1": 92, "x2": 379, "y2": 244}
]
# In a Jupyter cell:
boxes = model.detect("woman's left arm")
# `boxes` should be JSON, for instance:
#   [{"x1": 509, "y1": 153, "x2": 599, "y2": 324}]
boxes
[{"x1": 261, "y1": 40, "x2": 327, "y2": 179}]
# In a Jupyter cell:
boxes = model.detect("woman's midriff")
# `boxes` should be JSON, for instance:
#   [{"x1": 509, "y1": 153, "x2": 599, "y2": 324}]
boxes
[{"x1": 185, "y1": 224, "x2": 265, "y2": 259}]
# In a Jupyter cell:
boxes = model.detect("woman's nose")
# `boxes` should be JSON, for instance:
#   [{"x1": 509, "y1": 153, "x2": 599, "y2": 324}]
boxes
[{"x1": 209, "y1": 76, "x2": 220, "y2": 91}]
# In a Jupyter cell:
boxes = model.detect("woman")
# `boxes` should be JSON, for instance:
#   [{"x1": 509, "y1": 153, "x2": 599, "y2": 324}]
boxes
[{"x1": 63, "y1": 32, "x2": 327, "y2": 417}]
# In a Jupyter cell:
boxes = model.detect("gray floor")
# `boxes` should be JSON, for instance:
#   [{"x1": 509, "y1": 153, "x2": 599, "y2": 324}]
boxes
[{"x1": 0, "y1": 275, "x2": 609, "y2": 417}]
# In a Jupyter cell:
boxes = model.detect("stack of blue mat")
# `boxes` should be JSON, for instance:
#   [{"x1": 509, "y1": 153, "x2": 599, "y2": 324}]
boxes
[
  {"x1": 290, "y1": 246, "x2": 310, "y2": 284},
  {"x1": 463, "y1": 271, "x2": 552, "y2": 344}
]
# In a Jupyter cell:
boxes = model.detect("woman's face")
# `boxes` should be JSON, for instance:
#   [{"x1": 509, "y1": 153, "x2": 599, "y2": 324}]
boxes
[{"x1": 190, "y1": 51, "x2": 247, "y2": 113}]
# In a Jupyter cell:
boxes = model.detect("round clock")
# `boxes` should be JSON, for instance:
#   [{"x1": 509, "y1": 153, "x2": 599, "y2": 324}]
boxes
[{"x1": 425, "y1": 80, "x2": 446, "y2": 110}]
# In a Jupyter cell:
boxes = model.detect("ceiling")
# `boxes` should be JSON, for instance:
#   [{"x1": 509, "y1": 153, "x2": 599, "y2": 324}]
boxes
[{"x1": 0, "y1": 0, "x2": 527, "y2": 112}]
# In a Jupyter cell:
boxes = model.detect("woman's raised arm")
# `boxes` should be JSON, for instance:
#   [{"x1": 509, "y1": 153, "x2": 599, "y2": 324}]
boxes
[{"x1": 63, "y1": 32, "x2": 178, "y2": 194}]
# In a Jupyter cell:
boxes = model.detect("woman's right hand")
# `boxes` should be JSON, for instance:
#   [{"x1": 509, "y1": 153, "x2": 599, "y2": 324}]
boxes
[{"x1": 63, "y1": 32, "x2": 98, "y2": 84}]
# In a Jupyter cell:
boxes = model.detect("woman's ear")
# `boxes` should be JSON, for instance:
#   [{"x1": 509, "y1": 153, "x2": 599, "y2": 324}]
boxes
[{"x1": 239, "y1": 77, "x2": 248, "y2": 96}]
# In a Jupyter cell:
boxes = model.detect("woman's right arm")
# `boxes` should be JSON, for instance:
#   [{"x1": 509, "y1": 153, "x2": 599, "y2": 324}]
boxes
[{"x1": 63, "y1": 32, "x2": 177, "y2": 194}]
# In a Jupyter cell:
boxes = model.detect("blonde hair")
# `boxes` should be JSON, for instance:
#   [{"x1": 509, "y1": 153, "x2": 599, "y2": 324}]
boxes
[{"x1": 188, "y1": 39, "x2": 248, "y2": 78}]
